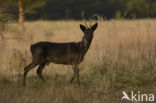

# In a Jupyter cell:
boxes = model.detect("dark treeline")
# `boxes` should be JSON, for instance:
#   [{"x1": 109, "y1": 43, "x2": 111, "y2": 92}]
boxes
[
  {"x1": 25, "y1": 0, "x2": 156, "y2": 20},
  {"x1": 1, "y1": 0, "x2": 156, "y2": 21}
]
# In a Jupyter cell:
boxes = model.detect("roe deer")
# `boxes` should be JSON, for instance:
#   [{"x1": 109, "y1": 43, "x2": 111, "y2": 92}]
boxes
[{"x1": 23, "y1": 23, "x2": 98, "y2": 86}]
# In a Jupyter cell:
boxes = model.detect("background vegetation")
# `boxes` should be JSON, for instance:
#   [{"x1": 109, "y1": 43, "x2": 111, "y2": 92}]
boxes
[
  {"x1": 2, "y1": 0, "x2": 156, "y2": 21},
  {"x1": 20, "y1": 0, "x2": 156, "y2": 20}
]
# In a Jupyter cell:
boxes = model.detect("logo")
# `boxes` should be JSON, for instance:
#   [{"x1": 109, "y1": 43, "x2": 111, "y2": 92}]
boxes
[{"x1": 121, "y1": 91, "x2": 154, "y2": 102}]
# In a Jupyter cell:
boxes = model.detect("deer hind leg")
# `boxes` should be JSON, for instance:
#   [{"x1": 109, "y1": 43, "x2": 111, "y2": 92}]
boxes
[
  {"x1": 23, "y1": 62, "x2": 38, "y2": 86},
  {"x1": 37, "y1": 62, "x2": 46, "y2": 83}
]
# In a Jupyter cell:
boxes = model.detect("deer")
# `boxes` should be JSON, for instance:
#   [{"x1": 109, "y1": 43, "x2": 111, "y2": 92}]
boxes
[{"x1": 23, "y1": 22, "x2": 98, "y2": 87}]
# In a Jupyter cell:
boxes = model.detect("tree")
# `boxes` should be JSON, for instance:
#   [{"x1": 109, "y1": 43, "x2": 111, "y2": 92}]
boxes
[
  {"x1": 18, "y1": 0, "x2": 24, "y2": 29},
  {"x1": 12, "y1": 0, "x2": 50, "y2": 30}
]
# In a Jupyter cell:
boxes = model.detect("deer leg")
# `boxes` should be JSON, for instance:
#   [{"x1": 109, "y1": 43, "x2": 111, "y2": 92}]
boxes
[
  {"x1": 70, "y1": 65, "x2": 80, "y2": 87},
  {"x1": 37, "y1": 62, "x2": 46, "y2": 83},
  {"x1": 75, "y1": 65, "x2": 80, "y2": 87},
  {"x1": 70, "y1": 65, "x2": 77, "y2": 83},
  {"x1": 23, "y1": 62, "x2": 38, "y2": 86},
  {"x1": 70, "y1": 66, "x2": 76, "y2": 83}
]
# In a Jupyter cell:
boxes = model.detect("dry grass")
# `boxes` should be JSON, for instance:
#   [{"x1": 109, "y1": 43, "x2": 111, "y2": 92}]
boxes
[{"x1": 1, "y1": 19, "x2": 156, "y2": 103}]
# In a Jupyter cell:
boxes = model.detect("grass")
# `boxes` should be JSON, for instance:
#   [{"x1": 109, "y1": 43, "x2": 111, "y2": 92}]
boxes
[{"x1": 0, "y1": 19, "x2": 156, "y2": 103}]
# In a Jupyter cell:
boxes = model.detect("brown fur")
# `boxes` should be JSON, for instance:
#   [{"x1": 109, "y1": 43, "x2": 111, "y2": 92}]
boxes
[{"x1": 23, "y1": 23, "x2": 98, "y2": 86}]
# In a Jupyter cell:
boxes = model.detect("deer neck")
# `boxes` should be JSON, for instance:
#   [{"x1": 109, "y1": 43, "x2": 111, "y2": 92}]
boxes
[{"x1": 79, "y1": 36, "x2": 92, "y2": 51}]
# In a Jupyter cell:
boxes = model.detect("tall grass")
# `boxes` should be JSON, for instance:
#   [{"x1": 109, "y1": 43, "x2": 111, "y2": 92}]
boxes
[{"x1": 0, "y1": 19, "x2": 156, "y2": 103}]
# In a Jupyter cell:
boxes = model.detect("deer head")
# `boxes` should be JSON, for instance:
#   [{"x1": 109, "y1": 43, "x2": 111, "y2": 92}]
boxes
[{"x1": 80, "y1": 23, "x2": 98, "y2": 42}]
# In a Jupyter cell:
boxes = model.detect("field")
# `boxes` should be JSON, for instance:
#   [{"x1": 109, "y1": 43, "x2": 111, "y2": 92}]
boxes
[{"x1": 0, "y1": 19, "x2": 156, "y2": 103}]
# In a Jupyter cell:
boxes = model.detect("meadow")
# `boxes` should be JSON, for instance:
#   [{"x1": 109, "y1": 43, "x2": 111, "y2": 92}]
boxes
[{"x1": 0, "y1": 19, "x2": 156, "y2": 103}]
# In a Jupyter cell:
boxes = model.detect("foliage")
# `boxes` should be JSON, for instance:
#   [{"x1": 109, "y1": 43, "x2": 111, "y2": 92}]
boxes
[
  {"x1": 26, "y1": 0, "x2": 156, "y2": 20},
  {"x1": 8, "y1": 0, "x2": 50, "y2": 14},
  {"x1": 2, "y1": 0, "x2": 156, "y2": 20},
  {"x1": 23, "y1": 0, "x2": 50, "y2": 14}
]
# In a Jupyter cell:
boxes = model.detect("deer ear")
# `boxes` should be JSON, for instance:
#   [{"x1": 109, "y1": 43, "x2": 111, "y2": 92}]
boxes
[
  {"x1": 80, "y1": 24, "x2": 86, "y2": 31},
  {"x1": 91, "y1": 23, "x2": 98, "y2": 31}
]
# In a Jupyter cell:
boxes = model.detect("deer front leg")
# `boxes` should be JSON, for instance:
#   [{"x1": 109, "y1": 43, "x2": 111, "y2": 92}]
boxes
[
  {"x1": 70, "y1": 65, "x2": 76, "y2": 83},
  {"x1": 70, "y1": 65, "x2": 80, "y2": 87},
  {"x1": 75, "y1": 65, "x2": 80, "y2": 87}
]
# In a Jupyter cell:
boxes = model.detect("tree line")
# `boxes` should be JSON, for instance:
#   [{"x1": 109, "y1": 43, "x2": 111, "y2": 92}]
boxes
[
  {"x1": 1, "y1": 0, "x2": 156, "y2": 25},
  {"x1": 2, "y1": 0, "x2": 156, "y2": 20},
  {"x1": 28, "y1": 0, "x2": 156, "y2": 20}
]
